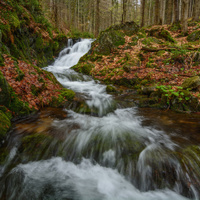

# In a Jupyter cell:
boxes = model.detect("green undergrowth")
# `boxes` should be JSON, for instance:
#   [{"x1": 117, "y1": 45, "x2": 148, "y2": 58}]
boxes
[
  {"x1": 50, "y1": 88, "x2": 75, "y2": 107},
  {"x1": 0, "y1": 0, "x2": 68, "y2": 67}
]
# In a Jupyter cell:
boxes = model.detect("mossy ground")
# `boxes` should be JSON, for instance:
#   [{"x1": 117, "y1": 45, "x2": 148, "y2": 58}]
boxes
[
  {"x1": 0, "y1": 0, "x2": 77, "y2": 139},
  {"x1": 74, "y1": 21, "x2": 200, "y2": 112}
]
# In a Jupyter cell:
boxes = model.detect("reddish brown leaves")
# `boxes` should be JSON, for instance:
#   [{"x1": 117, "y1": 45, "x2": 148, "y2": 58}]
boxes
[{"x1": 0, "y1": 55, "x2": 62, "y2": 110}]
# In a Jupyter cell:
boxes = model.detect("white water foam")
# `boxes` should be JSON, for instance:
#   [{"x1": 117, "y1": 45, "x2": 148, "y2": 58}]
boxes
[{"x1": 7, "y1": 158, "x2": 188, "y2": 200}]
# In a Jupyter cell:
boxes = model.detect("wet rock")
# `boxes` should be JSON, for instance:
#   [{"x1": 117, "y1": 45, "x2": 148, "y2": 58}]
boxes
[
  {"x1": 187, "y1": 30, "x2": 200, "y2": 42},
  {"x1": 182, "y1": 76, "x2": 200, "y2": 90},
  {"x1": 106, "y1": 85, "x2": 117, "y2": 93},
  {"x1": 141, "y1": 86, "x2": 157, "y2": 96},
  {"x1": 0, "y1": 110, "x2": 11, "y2": 140}
]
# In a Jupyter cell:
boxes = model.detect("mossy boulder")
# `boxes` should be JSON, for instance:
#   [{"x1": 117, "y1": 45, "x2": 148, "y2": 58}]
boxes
[
  {"x1": 19, "y1": 133, "x2": 54, "y2": 161},
  {"x1": 148, "y1": 28, "x2": 175, "y2": 43},
  {"x1": 140, "y1": 86, "x2": 157, "y2": 96},
  {"x1": 94, "y1": 30, "x2": 125, "y2": 55},
  {"x1": 72, "y1": 63, "x2": 95, "y2": 75},
  {"x1": 182, "y1": 76, "x2": 200, "y2": 90},
  {"x1": 112, "y1": 21, "x2": 139, "y2": 36},
  {"x1": 0, "y1": 110, "x2": 11, "y2": 140},
  {"x1": 170, "y1": 22, "x2": 181, "y2": 31},
  {"x1": 106, "y1": 85, "x2": 117, "y2": 93},
  {"x1": 50, "y1": 88, "x2": 75, "y2": 107},
  {"x1": 187, "y1": 30, "x2": 200, "y2": 42}
]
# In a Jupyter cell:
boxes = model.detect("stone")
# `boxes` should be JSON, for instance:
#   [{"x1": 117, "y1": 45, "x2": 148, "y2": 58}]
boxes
[
  {"x1": 182, "y1": 76, "x2": 200, "y2": 90},
  {"x1": 187, "y1": 30, "x2": 200, "y2": 42}
]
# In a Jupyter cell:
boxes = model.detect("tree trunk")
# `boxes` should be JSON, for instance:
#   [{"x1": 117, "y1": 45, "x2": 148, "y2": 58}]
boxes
[
  {"x1": 193, "y1": 0, "x2": 200, "y2": 21},
  {"x1": 155, "y1": 0, "x2": 160, "y2": 24},
  {"x1": 95, "y1": 0, "x2": 100, "y2": 37},
  {"x1": 165, "y1": 0, "x2": 173, "y2": 24},
  {"x1": 122, "y1": 0, "x2": 127, "y2": 23},
  {"x1": 181, "y1": 0, "x2": 189, "y2": 33},
  {"x1": 141, "y1": 0, "x2": 146, "y2": 27},
  {"x1": 173, "y1": 0, "x2": 180, "y2": 23}
]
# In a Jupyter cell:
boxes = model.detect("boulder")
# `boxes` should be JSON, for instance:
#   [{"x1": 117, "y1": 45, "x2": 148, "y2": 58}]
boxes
[
  {"x1": 141, "y1": 85, "x2": 157, "y2": 96},
  {"x1": 0, "y1": 110, "x2": 11, "y2": 140},
  {"x1": 148, "y1": 28, "x2": 175, "y2": 43},
  {"x1": 95, "y1": 30, "x2": 125, "y2": 55},
  {"x1": 94, "y1": 21, "x2": 139, "y2": 55},
  {"x1": 182, "y1": 76, "x2": 200, "y2": 90},
  {"x1": 187, "y1": 30, "x2": 200, "y2": 42}
]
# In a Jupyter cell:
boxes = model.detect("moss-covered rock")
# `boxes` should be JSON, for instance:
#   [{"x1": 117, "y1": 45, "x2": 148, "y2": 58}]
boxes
[
  {"x1": 19, "y1": 133, "x2": 54, "y2": 161},
  {"x1": 106, "y1": 85, "x2": 117, "y2": 93},
  {"x1": 187, "y1": 30, "x2": 200, "y2": 42},
  {"x1": 112, "y1": 21, "x2": 139, "y2": 36},
  {"x1": 140, "y1": 85, "x2": 157, "y2": 96},
  {"x1": 60, "y1": 88, "x2": 75, "y2": 101},
  {"x1": 94, "y1": 30, "x2": 125, "y2": 55},
  {"x1": 170, "y1": 22, "x2": 182, "y2": 31},
  {"x1": 72, "y1": 63, "x2": 95, "y2": 75},
  {"x1": 148, "y1": 28, "x2": 175, "y2": 43},
  {"x1": 182, "y1": 76, "x2": 200, "y2": 90},
  {"x1": 0, "y1": 110, "x2": 11, "y2": 140}
]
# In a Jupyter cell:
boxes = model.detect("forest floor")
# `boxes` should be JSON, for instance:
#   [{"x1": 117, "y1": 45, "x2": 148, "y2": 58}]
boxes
[{"x1": 74, "y1": 21, "x2": 200, "y2": 112}]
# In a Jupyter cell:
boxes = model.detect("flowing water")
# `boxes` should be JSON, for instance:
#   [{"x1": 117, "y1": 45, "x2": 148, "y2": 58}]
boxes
[{"x1": 0, "y1": 39, "x2": 200, "y2": 200}]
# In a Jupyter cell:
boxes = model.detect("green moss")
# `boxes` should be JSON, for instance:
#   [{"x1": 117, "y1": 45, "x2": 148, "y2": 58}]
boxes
[
  {"x1": 106, "y1": 85, "x2": 117, "y2": 93},
  {"x1": 148, "y1": 28, "x2": 175, "y2": 43},
  {"x1": 72, "y1": 63, "x2": 94, "y2": 75},
  {"x1": 187, "y1": 30, "x2": 200, "y2": 42},
  {"x1": 9, "y1": 90, "x2": 31, "y2": 115},
  {"x1": 0, "y1": 106, "x2": 12, "y2": 120},
  {"x1": 14, "y1": 63, "x2": 25, "y2": 81},
  {"x1": 182, "y1": 76, "x2": 200, "y2": 90},
  {"x1": 20, "y1": 133, "x2": 53, "y2": 160},
  {"x1": 94, "y1": 30, "x2": 125, "y2": 55},
  {"x1": 170, "y1": 22, "x2": 181, "y2": 31},
  {"x1": 0, "y1": 110, "x2": 11, "y2": 140},
  {"x1": 0, "y1": 147, "x2": 9, "y2": 165},
  {"x1": 60, "y1": 89, "x2": 75, "y2": 101},
  {"x1": 142, "y1": 37, "x2": 163, "y2": 46}
]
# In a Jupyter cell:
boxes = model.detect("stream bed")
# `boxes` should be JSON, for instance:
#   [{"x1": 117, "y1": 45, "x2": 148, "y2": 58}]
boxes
[{"x1": 0, "y1": 39, "x2": 200, "y2": 200}]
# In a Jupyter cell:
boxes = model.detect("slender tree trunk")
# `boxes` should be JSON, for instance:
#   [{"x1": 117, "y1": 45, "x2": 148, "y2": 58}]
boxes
[
  {"x1": 95, "y1": 0, "x2": 100, "y2": 37},
  {"x1": 193, "y1": 0, "x2": 200, "y2": 21},
  {"x1": 141, "y1": 0, "x2": 146, "y2": 27},
  {"x1": 181, "y1": 0, "x2": 189, "y2": 33},
  {"x1": 155, "y1": 0, "x2": 160, "y2": 24},
  {"x1": 122, "y1": 0, "x2": 127, "y2": 23},
  {"x1": 173, "y1": 0, "x2": 180, "y2": 23},
  {"x1": 165, "y1": 0, "x2": 173, "y2": 24}
]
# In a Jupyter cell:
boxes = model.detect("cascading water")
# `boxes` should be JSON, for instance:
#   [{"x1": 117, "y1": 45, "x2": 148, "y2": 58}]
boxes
[{"x1": 0, "y1": 39, "x2": 200, "y2": 200}]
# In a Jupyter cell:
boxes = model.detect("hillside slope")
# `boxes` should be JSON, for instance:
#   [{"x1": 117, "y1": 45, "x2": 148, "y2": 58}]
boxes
[
  {"x1": 74, "y1": 21, "x2": 200, "y2": 113},
  {"x1": 0, "y1": 0, "x2": 74, "y2": 139}
]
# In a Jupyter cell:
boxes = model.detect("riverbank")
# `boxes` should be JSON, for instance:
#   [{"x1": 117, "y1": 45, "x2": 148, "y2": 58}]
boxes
[
  {"x1": 0, "y1": 0, "x2": 76, "y2": 140},
  {"x1": 73, "y1": 21, "x2": 200, "y2": 113}
]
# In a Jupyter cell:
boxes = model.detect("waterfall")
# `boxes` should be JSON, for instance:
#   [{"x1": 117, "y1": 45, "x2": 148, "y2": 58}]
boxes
[{"x1": 0, "y1": 39, "x2": 199, "y2": 200}]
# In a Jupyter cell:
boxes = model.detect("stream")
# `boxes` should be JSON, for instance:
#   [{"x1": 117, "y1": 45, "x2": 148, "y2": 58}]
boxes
[{"x1": 0, "y1": 39, "x2": 200, "y2": 200}]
